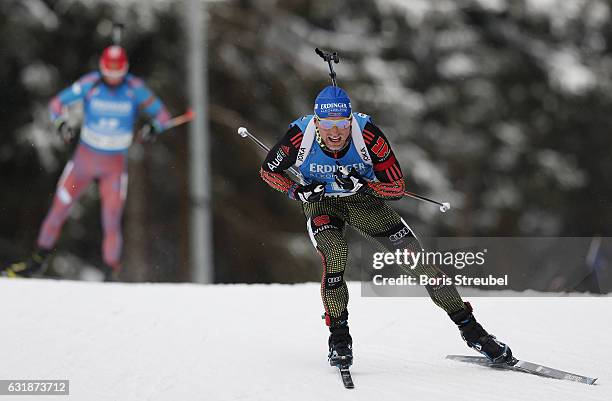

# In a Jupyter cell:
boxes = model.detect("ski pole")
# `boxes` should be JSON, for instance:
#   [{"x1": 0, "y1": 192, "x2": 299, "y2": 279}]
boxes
[
  {"x1": 404, "y1": 192, "x2": 450, "y2": 213},
  {"x1": 237, "y1": 126, "x2": 450, "y2": 212},
  {"x1": 164, "y1": 109, "x2": 195, "y2": 130},
  {"x1": 137, "y1": 109, "x2": 195, "y2": 142}
]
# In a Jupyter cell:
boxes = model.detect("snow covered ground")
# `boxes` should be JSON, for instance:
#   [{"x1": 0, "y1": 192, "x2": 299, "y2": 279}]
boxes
[{"x1": 0, "y1": 279, "x2": 609, "y2": 401}]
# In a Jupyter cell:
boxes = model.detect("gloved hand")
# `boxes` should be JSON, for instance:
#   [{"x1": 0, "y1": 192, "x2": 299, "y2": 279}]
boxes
[
  {"x1": 140, "y1": 121, "x2": 163, "y2": 142},
  {"x1": 334, "y1": 165, "x2": 368, "y2": 193},
  {"x1": 291, "y1": 182, "x2": 326, "y2": 202},
  {"x1": 55, "y1": 118, "x2": 75, "y2": 144}
]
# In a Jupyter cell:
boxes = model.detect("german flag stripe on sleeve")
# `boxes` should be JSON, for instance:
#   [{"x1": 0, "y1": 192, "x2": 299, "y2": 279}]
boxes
[
  {"x1": 373, "y1": 154, "x2": 399, "y2": 172},
  {"x1": 367, "y1": 179, "x2": 406, "y2": 198},
  {"x1": 260, "y1": 168, "x2": 294, "y2": 193},
  {"x1": 290, "y1": 132, "x2": 303, "y2": 147},
  {"x1": 385, "y1": 164, "x2": 402, "y2": 181},
  {"x1": 362, "y1": 129, "x2": 375, "y2": 145}
]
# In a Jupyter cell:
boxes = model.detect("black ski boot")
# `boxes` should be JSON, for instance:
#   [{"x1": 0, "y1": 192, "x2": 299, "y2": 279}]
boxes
[
  {"x1": 326, "y1": 310, "x2": 353, "y2": 368},
  {"x1": 1, "y1": 248, "x2": 53, "y2": 278},
  {"x1": 449, "y1": 302, "x2": 513, "y2": 364}
]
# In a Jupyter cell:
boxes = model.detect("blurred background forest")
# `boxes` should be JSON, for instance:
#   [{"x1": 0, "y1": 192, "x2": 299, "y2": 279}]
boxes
[{"x1": 1, "y1": 0, "x2": 612, "y2": 290}]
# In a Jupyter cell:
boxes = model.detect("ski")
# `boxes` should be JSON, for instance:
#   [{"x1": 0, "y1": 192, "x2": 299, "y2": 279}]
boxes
[
  {"x1": 337, "y1": 365, "x2": 354, "y2": 389},
  {"x1": 446, "y1": 355, "x2": 597, "y2": 385}
]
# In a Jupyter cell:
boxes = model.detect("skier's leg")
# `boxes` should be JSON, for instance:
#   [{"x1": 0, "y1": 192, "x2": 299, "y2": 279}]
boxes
[
  {"x1": 37, "y1": 160, "x2": 93, "y2": 251},
  {"x1": 303, "y1": 200, "x2": 353, "y2": 366},
  {"x1": 303, "y1": 204, "x2": 349, "y2": 321},
  {"x1": 99, "y1": 162, "x2": 127, "y2": 278},
  {"x1": 346, "y1": 196, "x2": 465, "y2": 313},
  {"x1": 10, "y1": 158, "x2": 95, "y2": 277},
  {"x1": 346, "y1": 196, "x2": 512, "y2": 362}
]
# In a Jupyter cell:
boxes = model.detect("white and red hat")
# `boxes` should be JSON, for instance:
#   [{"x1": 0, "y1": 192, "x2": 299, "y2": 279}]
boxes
[{"x1": 99, "y1": 45, "x2": 129, "y2": 85}]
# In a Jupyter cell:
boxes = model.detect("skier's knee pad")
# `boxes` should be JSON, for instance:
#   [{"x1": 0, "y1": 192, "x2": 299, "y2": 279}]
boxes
[{"x1": 375, "y1": 218, "x2": 418, "y2": 251}]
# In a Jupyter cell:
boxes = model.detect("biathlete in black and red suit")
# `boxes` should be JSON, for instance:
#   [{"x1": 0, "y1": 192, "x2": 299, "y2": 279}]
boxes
[{"x1": 260, "y1": 85, "x2": 513, "y2": 368}]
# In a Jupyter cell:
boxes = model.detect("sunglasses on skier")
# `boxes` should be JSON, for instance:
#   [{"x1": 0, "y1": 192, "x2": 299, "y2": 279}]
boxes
[{"x1": 316, "y1": 117, "x2": 352, "y2": 130}]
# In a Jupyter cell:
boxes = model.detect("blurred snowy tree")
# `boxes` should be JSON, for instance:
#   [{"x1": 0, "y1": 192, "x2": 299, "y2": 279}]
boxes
[{"x1": 1, "y1": 0, "x2": 612, "y2": 287}]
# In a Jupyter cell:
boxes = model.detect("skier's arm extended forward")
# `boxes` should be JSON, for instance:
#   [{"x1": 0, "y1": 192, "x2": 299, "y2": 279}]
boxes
[{"x1": 259, "y1": 125, "x2": 302, "y2": 198}]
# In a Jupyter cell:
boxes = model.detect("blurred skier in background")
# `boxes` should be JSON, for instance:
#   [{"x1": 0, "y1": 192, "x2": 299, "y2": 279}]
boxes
[
  {"x1": 1, "y1": 45, "x2": 170, "y2": 281},
  {"x1": 260, "y1": 85, "x2": 513, "y2": 368}
]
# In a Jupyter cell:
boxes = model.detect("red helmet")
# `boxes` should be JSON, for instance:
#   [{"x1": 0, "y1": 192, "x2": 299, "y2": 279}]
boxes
[{"x1": 99, "y1": 45, "x2": 129, "y2": 85}]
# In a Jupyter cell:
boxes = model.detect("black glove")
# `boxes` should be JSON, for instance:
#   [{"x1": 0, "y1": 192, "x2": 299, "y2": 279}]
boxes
[
  {"x1": 55, "y1": 118, "x2": 75, "y2": 144},
  {"x1": 140, "y1": 121, "x2": 163, "y2": 142},
  {"x1": 334, "y1": 165, "x2": 368, "y2": 193},
  {"x1": 292, "y1": 182, "x2": 326, "y2": 202}
]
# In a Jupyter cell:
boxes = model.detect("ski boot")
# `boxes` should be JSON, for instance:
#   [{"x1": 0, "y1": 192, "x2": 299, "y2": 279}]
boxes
[
  {"x1": 449, "y1": 302, "x2": 513, "y2": 364},
  {"x1": 326, "y1": 310, "x2": 353, "y2": 368},
  {"x1": 1, "y1": 248, "x2": 53, "y2": 278}
]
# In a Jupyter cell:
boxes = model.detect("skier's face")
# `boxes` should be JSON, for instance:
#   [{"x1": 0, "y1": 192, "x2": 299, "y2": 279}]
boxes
[
  {"x1": 101, "y1": 73, "x2": 125, "y2": 86},
  {"x1": 315, "y1": 117, "x2": 351, "y2": 150}
]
